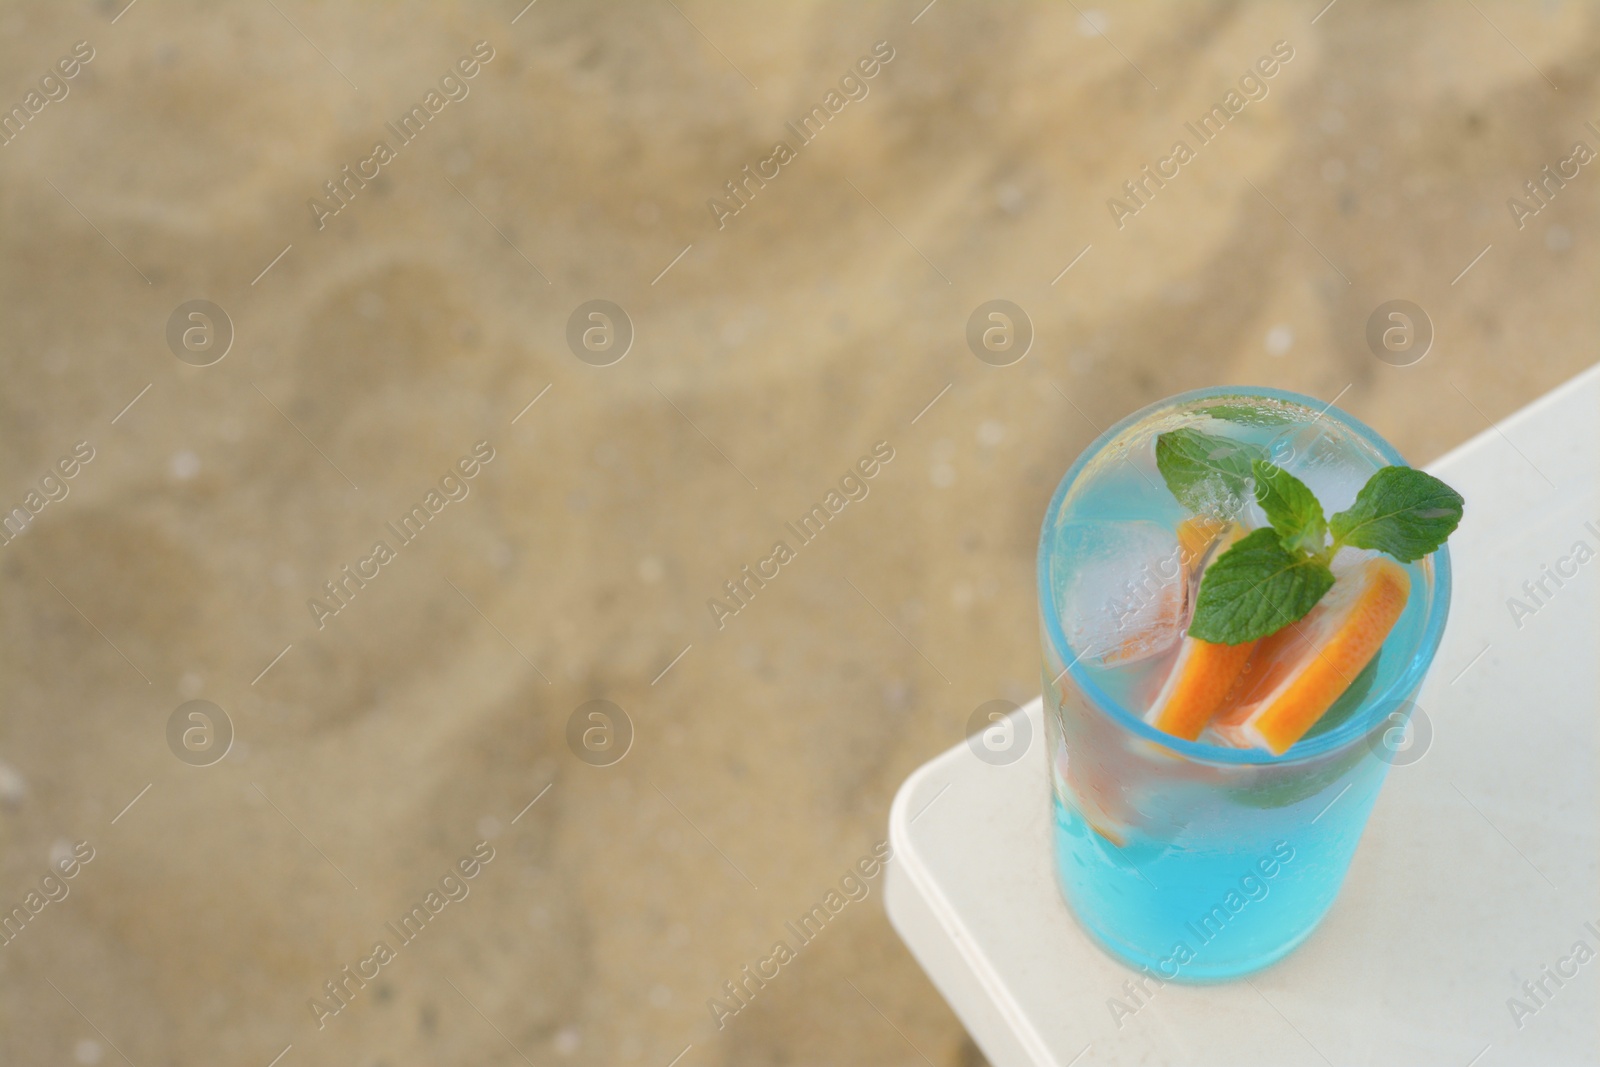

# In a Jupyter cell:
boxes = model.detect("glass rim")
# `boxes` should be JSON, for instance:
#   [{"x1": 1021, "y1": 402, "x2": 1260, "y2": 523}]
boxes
[{"x1": 1037, "y1": 384, "x2": 1453, "y2": 766}]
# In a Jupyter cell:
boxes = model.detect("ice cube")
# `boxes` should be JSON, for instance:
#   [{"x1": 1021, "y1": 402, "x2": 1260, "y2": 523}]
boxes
[
  {"x1": 1052, "y1": 520, "x2": 1188, "y2": 666},
  {"x1": 1266, "y1": 423, "x2": 1372, "y2": 516}
]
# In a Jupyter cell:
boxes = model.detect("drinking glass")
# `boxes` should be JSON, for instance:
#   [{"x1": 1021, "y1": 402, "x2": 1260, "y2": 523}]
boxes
[{"x1": 1037, "y1": 386, "x2": 1451, "y2": 980}]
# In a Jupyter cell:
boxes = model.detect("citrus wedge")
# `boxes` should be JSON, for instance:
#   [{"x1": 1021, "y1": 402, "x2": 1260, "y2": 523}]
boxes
[
  {"x1": 1145, "y1": 635, "x2": 1258, "y2": 741},
  {"x1": 1211, "y1": 555, "x2": 1410, "y2": 754},
  {"x1": 1176, "y1": 515, "x2": 1228, "y2": 572},
  {"x1": 1142, "y1": 520, "x2": 1255, "y2": 742}
]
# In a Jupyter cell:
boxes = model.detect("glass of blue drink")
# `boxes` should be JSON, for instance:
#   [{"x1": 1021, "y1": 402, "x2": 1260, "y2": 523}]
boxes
[{"x1": 1037, "y1": 386, "x2": 1453, "y2": 981}]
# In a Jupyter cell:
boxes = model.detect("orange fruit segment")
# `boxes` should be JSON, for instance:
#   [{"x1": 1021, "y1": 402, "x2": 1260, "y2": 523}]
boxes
[
  {"x1": 1143, "y1": 520, "x2": 1254, "y2": 741},
  {"x1": 1145, "y1": 635, "x2": 1258, "y2": 741},
  {"x1": 1176, "y1": 515, "x2": 1228, "y2": 570},
  {"x1": 1211, "y1": 556, "x2": 1410, "y2": 754},
  {"x1": 1084, "y1": 811, "x2": 1128, "y2": 848}
]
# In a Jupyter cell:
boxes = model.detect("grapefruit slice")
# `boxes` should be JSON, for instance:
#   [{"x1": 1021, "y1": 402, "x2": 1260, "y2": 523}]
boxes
[
  {"x1": 1211, "y1": 555, "x2": 1410, "y2": 754},
  {"x1": 1143, "y1": 520, "x2": 1254, "y2": 742}
]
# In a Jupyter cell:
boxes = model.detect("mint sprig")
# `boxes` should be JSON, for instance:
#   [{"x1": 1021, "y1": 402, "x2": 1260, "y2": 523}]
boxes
[{"x1": 1156, "y1": 429, "x2": 1464, "y2": 645}]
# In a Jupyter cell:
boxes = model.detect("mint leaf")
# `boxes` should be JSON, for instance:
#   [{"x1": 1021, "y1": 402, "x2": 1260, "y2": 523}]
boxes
[
  {"x1": 1329, "y1": 466, "x2": 1464, "y2": 562},
  {"x1": 1233, "y1": 743, "x2": 1368, "y2": 808},
  {"x1": 1252, "y1": 459, "x2": 1326, "y2": 556},
  {"x1": 1198, "y1": 403, "x2": 1291, "y2": 427},
  {"x1": 1155, "y1": 428, "x2": 1266, "y2": 519},
  {"x1": 1188, "y1": 528, "x2": 1335, "y2": 644}
]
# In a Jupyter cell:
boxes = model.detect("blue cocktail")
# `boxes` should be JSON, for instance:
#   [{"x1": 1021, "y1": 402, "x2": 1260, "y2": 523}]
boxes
[{"x1": 1038, "y1": 387, "x2": 1453, "y2": 980}]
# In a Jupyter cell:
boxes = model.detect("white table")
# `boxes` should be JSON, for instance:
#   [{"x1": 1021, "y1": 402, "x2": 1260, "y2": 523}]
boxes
[{"x1": 886, "y1": 366, "x2": 1600, "y2": 1067}]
